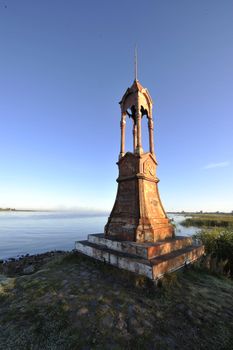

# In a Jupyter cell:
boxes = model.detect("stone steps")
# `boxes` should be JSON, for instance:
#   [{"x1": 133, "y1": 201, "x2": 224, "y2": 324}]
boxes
[
  {"x1": 75, "y1": 240, "x2": 152, "y2": 278},
  {"x1": 75, "y1": 235, "x2": 204, "y2": 280},
  {"x1": 88, "y1": 233, "x2": 193, "y2": 259},
  {"x1": 151, "y1": 245, "x2": 204, "y2": 279}
]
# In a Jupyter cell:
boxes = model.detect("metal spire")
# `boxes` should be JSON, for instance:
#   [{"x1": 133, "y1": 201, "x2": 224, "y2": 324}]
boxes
[{"x1": 134, "y1": 45, "x2": 138, "y2": 81}]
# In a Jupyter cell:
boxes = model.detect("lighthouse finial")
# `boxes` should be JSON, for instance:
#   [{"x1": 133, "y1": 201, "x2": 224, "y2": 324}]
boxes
[{"x1": 134, "y1": 45, "x2": 138, "y2": 81}]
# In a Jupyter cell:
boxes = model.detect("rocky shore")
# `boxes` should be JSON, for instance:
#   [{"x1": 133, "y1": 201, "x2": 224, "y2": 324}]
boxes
[
  {"x1": 0, "y1": 251, "x2": 66, "y2": 276},
  {"x1": 0, "y1": 251, "x2": 233, "y2": 349}
]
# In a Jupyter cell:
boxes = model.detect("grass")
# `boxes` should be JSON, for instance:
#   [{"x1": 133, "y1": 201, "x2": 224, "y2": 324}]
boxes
[
  {"x1": 180, "y1": 213, "x2": 233, "y2": 277},
  {"x1": 194, "y1": 228, "x2": 233, "y2": 277},
  {"x1": 1, "y1": 251, "x2": 233, "y2": 349},
  {"x1": 180, "y1": 213, "x2": 233, "y2": 228}
]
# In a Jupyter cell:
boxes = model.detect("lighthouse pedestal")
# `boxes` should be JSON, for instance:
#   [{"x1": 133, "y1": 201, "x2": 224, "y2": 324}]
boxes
[{"x1": 75, "y1": 234, "x2": 204, "y2": 280}]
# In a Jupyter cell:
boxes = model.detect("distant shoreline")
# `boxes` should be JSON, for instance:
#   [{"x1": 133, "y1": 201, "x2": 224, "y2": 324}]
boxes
[
  {"x1": 167, "y1": 211, "x2": 233, "y2": 215},
  {"x1": 0, "y1": 209, "x2": 51, "y2": 212},
  {"x1": 1, "y1": 209, "x2": 232, "y2": 214}
]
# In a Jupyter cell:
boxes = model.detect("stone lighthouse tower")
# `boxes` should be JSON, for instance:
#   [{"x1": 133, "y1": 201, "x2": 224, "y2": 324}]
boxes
[{"x1": 104, "y1": 78, "x2": 174, "y2": 242}]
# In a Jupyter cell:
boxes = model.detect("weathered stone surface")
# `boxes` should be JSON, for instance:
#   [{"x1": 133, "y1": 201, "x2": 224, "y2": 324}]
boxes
[
  {"x1": 75, "y1": 236, "x2": 204, "y2": 280},
  {"x1": 88, "y1": 234, "x2": 193, "y2": 259},
  {"x1": 105, "y1": 153, "x2": 174, "y2": 242}
]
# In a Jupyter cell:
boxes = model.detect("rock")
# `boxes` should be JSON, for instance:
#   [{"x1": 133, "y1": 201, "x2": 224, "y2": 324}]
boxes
[
  {"x1": 156, "y1": 310, "x2": 163, "y2": 319},
  {"x1": 176, "y1": 303, "x2": 185, "y2": 312},
  {"x1": 113, "y1": 290, "x2": 120, "y2": 296},
  {"x1": 42, "y1": 293, "x2": 52, "y2": 304},
  {"x1": 116, "y1": 312, "x2": 127, "y2": 331},
  {"x1": 102, "y1": 314, "x2": 114, "y2": 328},
  {"x1": 187, "y1": 309, "x2": 193, "y2": 318},
  {"x1": 97, "y1": 294, "x2": 104, "y2": 301},
  {"x1": 0, "y1": 260, "x2": 3, "y2": 264},
  {"x1": 90, "y1": 300, "x2": 98, "y2": 308},
  {"x1": 128, "y1": 317, "x2": 140, "y2": 329},
  {"x1": 23, "y1": 265, "x2": 35, "y2": 274},
  {"x1": 127, "y1": 305, "x2": 134, "y2": 316},
  {"x1": 69, "y1": 294, "x2": 77, "y2": 299},
  {"x1": 135, "y1": 327, "x2": 144, "y2": 335},
  {"x1": 100, "y1": 305, "x2": 110, "y2": 313},
  {"x1": 80, "y1": 271, "x2": 88, "y2": 277},
  {"x1": 0, "y1": 275, "x2": 10, "y2": 284},
  {"x1": 77, "y1": 307, "x2": 89, "y2": 316},
  {"x1": 9, "y1": 258, "x2": 16, "y2": 262},
  {"x1": 61, "y1": 279, "x2": 68, "y2": 286}
]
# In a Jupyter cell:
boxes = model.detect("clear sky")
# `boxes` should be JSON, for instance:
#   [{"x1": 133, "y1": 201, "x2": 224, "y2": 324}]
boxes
[{"x1": 0, "y1": 0, "x2": 232, "y2": 212}]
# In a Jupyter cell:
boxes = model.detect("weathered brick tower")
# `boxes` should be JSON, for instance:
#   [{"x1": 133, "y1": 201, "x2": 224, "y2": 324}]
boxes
[
  {"x1": 75, "y1": 59, "x2": 204, "y2": 280},
  {"x1": 104, "y1": 78, "x2": 174, "y2": 242}
]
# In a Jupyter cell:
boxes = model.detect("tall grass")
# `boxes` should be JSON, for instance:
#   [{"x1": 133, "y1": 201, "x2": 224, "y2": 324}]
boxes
[
  {"x1": 195, "y1": 228, "x2": 233, "y2": 277},
  {"x1": 181, "y1": 214, "x2": 233, "y2": 228}
]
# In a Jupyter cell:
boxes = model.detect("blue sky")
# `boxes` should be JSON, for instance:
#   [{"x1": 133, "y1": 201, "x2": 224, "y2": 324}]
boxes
[{"x1": 0, "y1": 0, "x2": 232, "y2": 212}]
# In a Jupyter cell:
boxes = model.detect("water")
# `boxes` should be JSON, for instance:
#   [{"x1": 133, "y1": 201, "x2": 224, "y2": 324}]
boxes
[
  {"x1": 0, "y1": 212, "x2": 200, "y2": 260},
  {"x1": 168, "y1": 213, "x2": 200, "y2": 237}
]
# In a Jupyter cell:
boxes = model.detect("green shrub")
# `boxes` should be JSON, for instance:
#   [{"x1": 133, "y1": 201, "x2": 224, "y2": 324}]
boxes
[{"x1": 195, "y1": 228, "x2": 233, "y2": 276}]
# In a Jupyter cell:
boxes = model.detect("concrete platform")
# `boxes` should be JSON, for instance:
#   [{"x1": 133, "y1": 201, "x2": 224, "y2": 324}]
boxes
[{"x1": 75, "y1": 234, "x2": 204, "y2": 280}]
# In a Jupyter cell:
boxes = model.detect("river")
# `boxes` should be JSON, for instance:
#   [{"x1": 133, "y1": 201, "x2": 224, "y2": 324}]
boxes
[{"x1": 0, "y1": 212, "x2": 200, "y2": 260}]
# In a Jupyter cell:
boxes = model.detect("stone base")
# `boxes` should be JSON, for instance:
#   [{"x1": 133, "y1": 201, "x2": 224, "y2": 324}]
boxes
[{"x1": 75, "y1": 234, "x2": 204, "y2": 280}]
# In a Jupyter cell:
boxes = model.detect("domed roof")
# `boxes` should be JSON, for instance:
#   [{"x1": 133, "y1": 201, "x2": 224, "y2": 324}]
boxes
[{"x1": 119, "y1": 79, "x2": 153, "y2": 106}]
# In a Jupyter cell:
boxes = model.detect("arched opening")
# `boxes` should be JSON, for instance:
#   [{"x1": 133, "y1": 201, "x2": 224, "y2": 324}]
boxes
[
  {"x1": 124, "y1": 116, "x2": 134, "y2": 153},
  {"x1": 140, "y1": 106, "x2": 150, "y2": 152},
  {"x1": 124, "y1": 105, "x2": 136, "y2": 153}
]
